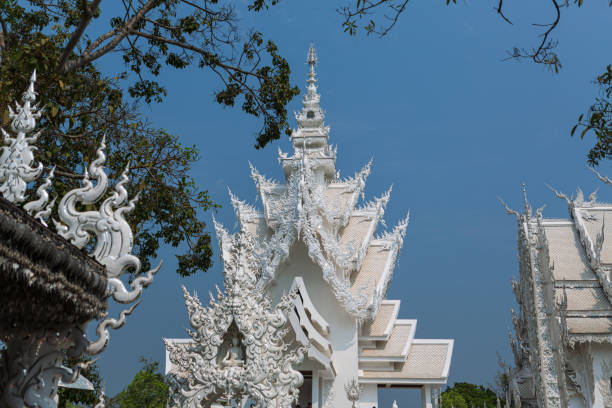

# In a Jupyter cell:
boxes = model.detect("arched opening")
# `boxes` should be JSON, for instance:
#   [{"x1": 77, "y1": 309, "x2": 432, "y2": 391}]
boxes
[{"x1": 306, "y1": 110, "x2": 315, "y2": 119}]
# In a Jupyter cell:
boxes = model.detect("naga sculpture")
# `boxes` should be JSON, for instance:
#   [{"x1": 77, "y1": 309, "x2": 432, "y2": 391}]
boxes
[{"x1": 0, "y1": 71, "x2": 159, "y2": 408}]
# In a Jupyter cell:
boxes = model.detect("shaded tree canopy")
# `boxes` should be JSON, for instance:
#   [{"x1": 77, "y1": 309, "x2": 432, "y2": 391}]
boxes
[
  {"x1": 0, "y1": 0, "x2": 302, "y2": 276},
  {"x1": 338, "y1": 0, "x2": 611, "y2": 165},
  {"x1": 108, "y1": 358, "x2": 169, "y2": 408},
  {"x1": 442, "y1": 382, "x2": 498, "y2": 408},
  {"x1": 442, "y1": 388, "x2": 468, "y2": 408}
]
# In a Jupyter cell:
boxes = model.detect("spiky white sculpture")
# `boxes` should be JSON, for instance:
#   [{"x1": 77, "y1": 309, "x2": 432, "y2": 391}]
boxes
[{"x1": 166, "y1": 228, "x2": 304, "y2": 408}]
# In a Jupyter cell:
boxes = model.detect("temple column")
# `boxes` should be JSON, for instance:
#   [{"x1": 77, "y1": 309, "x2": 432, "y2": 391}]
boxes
[
  {"x1": 421, "y1": 385, "x2": 433, "y2": 408},
  {"x1": 312, "y1": 370, "x2": 319, "y2": 408}
]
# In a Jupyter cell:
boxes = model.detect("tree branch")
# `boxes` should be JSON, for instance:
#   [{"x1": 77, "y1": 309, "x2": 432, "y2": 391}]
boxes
[
  {"x1": 56, "y1": 0, "x2": 103, "y2": 73},
  {"x1": 0, "y1": 11, "x2": 8, "y2": 51},
  {"x1": 130, "y1": 30, "x2": 265, "y2": 79},
  {"x1": 59, "y1": 0, "x2": 157, "y2": 74},
  {"x1": 496, "y1": 0, "x2": 513, "y2": 25},
  {"x1": 533, "y1": 0, "x2": 561, "y2": 63}
]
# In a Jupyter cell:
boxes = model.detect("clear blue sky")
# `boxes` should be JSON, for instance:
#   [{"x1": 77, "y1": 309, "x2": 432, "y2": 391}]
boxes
[{"x1": 92, "y1": 0, "x2": 611, "y2": 405}]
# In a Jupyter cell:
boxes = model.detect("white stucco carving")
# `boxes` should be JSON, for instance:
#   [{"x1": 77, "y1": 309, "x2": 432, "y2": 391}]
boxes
[
  {"x1": 166, "y1": 229, "x2": 305, "y2": 408},
  {"x1": 0, "y1": 71, "x2": 44, "y2": 204},
  {"x1": 505, "y1": 180, "x2": 612, "y2": 408}
]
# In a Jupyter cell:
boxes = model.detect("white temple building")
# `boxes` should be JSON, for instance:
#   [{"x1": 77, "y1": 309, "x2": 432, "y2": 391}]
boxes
[
  {"x1": 506, "y1": 183, "x2": 612, "y2": 408},
  {"x1": 166, "y1": 45, "x2": 453, "y2": 408}
]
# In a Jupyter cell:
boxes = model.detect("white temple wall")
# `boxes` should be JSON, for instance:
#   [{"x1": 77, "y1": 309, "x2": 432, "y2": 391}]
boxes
[
  {"x1": 590, "y1": 343, "x2": 612, "y2": 408},
  {"x1": 265, "y1": 241, "x2": 359, "y2": 408},
  {"x1": 359, "y1": 384, "x2": 378, "y2": 408}
]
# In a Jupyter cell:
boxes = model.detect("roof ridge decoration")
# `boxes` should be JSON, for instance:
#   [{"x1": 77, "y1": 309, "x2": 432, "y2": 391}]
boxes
[
  {"x1": 502, "y1": 185, "x2": 568, "y2": 408},
  {"x1": 0, "y1": 70, "x2": 55, "y2": 224},
  {"x1": 547, "y1": 179, "x2": 612, "y2": 307},
  {"x1": 165, "y1": 228, "x2": 304, "y2": 408}
]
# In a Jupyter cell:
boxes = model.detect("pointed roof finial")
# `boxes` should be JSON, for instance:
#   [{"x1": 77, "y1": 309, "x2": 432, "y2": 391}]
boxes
[
  {"x1": 306, "y1": 43, "x2": 318, "y2": 91},
  {"x1": 522, "y1": 182, "x2": 531, "y2": 218},
  {"x1": 307, "y1": 43, "x2": 317, "y2": 66},
  {"x1": 24, "y1": 69, "x2": 37, "y2": 104}
]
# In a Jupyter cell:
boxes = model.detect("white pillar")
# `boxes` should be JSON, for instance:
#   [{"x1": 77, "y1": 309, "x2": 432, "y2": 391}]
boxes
[
  {"x1": 312, "y1": 371, "x2": 320, "y2": 408},
  {"x1": 421, "y1": 385, "x2": 433, "y2": 408}
]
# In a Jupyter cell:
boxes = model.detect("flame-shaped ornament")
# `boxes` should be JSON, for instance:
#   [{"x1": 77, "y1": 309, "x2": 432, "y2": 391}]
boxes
[{"x1": 0, "y1": 70, "x2": 44, "y2": 203}]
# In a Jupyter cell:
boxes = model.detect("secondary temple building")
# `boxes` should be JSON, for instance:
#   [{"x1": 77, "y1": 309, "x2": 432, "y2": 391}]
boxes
[
  {"x1": 506, "y1": 183, "x2": 612, "y2": 408},
  {"x1": 165, "y1": 45, "x2": 454, "y2": 408}
]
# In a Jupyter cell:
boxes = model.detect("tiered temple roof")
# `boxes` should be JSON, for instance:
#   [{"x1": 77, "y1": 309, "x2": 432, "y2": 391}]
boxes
[
  {"x1": 506, "y1": 179, "x2": 612, "y2": 407},
  {"x1": 220, "y1": 45, "x2": 453, "y2": 388}
]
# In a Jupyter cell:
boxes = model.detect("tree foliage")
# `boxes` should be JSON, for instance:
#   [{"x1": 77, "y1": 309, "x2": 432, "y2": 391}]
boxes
[
  {"x1": 108, "y1": 358, "x2": 169, "y2": 408},
  {"x1": 0, "y1": 0, "x2": 300, "y2": 277},
  {"x1": 442, "y1": 383, "x2": 498, "y2": 408},
  {"x1": 572, "y1": 64, "x2": 612, "y2": 165},
  {"x1": 442, "y1": 389, "x2": 467, "y2": 408}
]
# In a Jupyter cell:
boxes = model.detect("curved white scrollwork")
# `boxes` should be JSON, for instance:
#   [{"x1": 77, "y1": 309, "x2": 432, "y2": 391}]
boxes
[
  {"x1": 87, "y1": 302, "x2": 140, "y2": 355},
  {"x1": 54, "y1": 138, "x2": 140, "y2": 278}
]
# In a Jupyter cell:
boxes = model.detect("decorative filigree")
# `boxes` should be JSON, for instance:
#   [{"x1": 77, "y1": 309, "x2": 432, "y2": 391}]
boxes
[
  {"x1": 0, "y1": 70, "x2": 49, "y2": 206},
  {"x1": 238, "y1": 49, "x2": 410, "y2": 320},
  {"x1": 166, "y1": 229, "x2": 304, "y2": 408},
  {"x1": 504, "y1": 188, "x2": 564, "y2": 408},
  {"x1": 53, "y1": 135, "x2": 160, "y2": 355},
  {"x1": 0, "y1": 69, "x2": 158, "y2": 408},
  {"x1": 549, "y1": 184, "x2": 612, "y2": 306},
  {"x1": 249, "y1": 155, "x2": 408, "y2": 320}
]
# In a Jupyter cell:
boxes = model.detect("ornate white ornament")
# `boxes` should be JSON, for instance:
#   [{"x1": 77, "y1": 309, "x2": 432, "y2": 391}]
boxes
[
  {"x1": 234, "y1": 47, "x2": 410, "y2": 321},
  {"x1": 166, "y1": 229, "x2": 305, "y2": 408},
  {"x1": 52, "y1": 135, "x2": 160, "y2": 355},
  {"x1": 344, "y1": 377, "x2": 360, "y2": 408},
  {"x1": 0, "y1": 71, "x2": 44, "y2": 204},
  {"x1": 0, "y1": 70, "x2": 56, "y2": 224},
  {"x1": 0, "y1": 71, "x2": 159, "y2": 408},
  {"x1": 548, "y1": 184, "x2": 612, "y2": 306},
  {"x1": 247, "y1": 156, "x2": 407, "y2": 321}
]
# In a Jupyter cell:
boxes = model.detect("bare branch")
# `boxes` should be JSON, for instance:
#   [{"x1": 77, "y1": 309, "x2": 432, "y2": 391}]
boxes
[
  {"x1": 56, "y1": 0, "x2": 103, "y2": 73},
  {"x1": 58, "y1": 0, "x2": 157, "y2": 73},
  {"x1": 496, "y1": 0, "x2": 513, "y2": 25},
  {"x1": 130, "y1": 30, "x2": 265, "y2": 79},
  {"x1": 533, "y1": 0, "x2": 561, "y2": 63}
]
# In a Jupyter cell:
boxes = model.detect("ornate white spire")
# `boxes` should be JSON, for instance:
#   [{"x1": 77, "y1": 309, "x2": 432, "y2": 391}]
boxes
[{"x1": 280, "y1": 44, "x2": 336, "y2": 180}]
